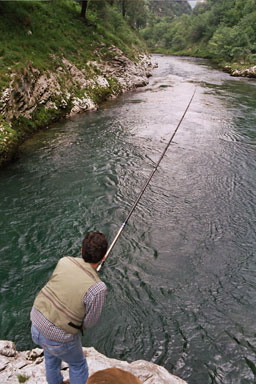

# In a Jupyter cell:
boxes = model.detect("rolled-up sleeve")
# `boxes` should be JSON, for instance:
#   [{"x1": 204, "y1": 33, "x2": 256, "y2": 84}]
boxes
[{"x1": 83, "y1": 281, "x2": 107, "y2": 328}]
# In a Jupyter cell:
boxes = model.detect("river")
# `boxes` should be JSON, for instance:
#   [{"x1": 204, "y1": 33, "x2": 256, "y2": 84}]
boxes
[{"x1": 0, "y1": 55, "x2": 256, "y2": 384}]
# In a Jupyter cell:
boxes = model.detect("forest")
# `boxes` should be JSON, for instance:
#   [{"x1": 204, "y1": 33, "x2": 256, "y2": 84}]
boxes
[{"x1": 141, "y1": 0, "x2": 256, "y2": 66}]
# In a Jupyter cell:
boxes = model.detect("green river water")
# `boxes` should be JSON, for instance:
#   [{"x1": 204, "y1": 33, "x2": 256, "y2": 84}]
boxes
[{"x1": 0, "y1": 55, "x2": 256, "y2": 384}]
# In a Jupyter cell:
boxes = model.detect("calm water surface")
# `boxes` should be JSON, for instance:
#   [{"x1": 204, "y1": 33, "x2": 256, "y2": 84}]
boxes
[{"x1": 0, "y1": 55, "x2": 256, "y2": 384}]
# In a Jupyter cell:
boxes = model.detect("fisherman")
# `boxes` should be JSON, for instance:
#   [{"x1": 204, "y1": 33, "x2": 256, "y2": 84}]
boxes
[{"x1": 30, "y1": 232, "x2": 108, "y2": 384}]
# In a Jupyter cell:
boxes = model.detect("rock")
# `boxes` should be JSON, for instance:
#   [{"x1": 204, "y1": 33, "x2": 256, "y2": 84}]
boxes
[
  {"x1": 0, "y1": 46, "x2": 153, "y2": 124},
  {"x1": 85, "y1": 347, "x2": 187, "y2": 384},
  {"x1": 68, "y1": 94, "x2": 97, "y2": 116},
  {"x1": 0, "y1": 68, "x2": 62, "y2": 121},
  {"x1": 97, "y1": 47, "x2": 153, "y2": 92},
  {"x1": 0, "y1": 341, "x2": 188, "y2": 384},
  {"x1": 26, "y1": 348, "x2": 44, "y2": 361},
  {"x1": 224, "y1": 64, "x2": 256, "y2": 78},
  {"x1": 0, "y1": 356, "x2": 9, "y2": 371},
  {"x1": 0, "y1": 340, "x2": 17, "y2": 357}
]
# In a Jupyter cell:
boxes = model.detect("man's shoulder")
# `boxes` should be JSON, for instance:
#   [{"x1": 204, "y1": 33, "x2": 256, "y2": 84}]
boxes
[
  {"x1": 58, "y1": 256, "x2": 71, "y2": 264},
  {"x1": 90, "y1": 281, "x2": 107, "y2": 294}
]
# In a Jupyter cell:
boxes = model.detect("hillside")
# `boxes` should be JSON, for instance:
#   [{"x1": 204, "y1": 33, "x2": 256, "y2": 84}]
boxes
[
  {"x1": 140, "y1": 0, "x2": 192, "y2": 50},
  {"x1": 147, "y1": 0, "x2": 191, "y2": 18},
  {"x1": 0, "y1": 0, "x2": 151, "y2": 167}
]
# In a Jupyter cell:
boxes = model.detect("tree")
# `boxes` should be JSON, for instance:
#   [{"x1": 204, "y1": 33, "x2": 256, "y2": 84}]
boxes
[
  {"x1": 126, "y1": 0, "x2": 147, "y2": 29},
  {"x1": 121, "y1": 0, "x2": 126, "y2": 18},
  {"x1": 208, "y1": 25, "x2": 250, "y2": 62}
]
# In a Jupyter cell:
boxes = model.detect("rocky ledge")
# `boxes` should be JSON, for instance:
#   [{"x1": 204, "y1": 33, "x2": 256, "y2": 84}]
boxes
[
  {"x1": 0, "y1": 340, "x2": 187, "y2": 384},
  {"x1": 224, "y1": 64, "x2": 256, "y2": 78},
  {"x1": 0, "y1": 47, "x2": 154, "y2": 121}
]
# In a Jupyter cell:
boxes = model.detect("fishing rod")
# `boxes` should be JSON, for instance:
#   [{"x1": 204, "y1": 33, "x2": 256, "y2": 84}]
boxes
[{"x1": 97, "y1": 88, "x2": 197, "y2": 272}]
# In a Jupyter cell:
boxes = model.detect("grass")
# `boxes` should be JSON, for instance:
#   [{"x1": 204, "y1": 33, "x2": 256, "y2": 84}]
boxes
[{"x1": 0, "y1": 1, "x2": 146, "y2": 89}]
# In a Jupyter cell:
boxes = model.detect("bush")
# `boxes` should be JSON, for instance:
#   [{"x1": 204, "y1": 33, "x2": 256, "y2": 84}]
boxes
[{"x1": 208, "y1": 25, "x2": 250, "y2": 62}]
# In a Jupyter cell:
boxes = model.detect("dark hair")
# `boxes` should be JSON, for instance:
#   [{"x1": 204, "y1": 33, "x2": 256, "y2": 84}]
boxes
[{"x1": 82, "y1": 232, "x2": 108, "y2": 263}]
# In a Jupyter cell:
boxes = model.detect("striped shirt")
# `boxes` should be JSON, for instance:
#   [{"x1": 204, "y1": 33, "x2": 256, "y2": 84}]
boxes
[{"x1": 31, "y1": 281, "x2": 107, "y2": 342}]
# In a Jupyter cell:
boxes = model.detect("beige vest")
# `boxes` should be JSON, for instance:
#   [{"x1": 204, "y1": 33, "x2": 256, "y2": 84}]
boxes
[{"x1": 34, "y1": 256, "x2": 101, "y2": 334}]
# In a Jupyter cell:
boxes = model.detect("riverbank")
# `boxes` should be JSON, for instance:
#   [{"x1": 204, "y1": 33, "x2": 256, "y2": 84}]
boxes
[
  {"x1": 223, "y1": 64, "x2": 256, "y2": 78},
  {"x1": 0, "y1": 47, "x2": 154, "y2": 168},
  {"x1": 0, "y1": 1, "x2": 153, "y2": 168},
  {"x1": 0, "y1": 340, "x2": 187, "y2": 384}
]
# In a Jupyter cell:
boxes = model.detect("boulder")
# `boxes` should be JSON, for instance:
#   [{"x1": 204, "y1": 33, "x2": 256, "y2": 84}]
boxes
[{"x1": 0, "y1": 340, "x2": 16, "y2": 357}]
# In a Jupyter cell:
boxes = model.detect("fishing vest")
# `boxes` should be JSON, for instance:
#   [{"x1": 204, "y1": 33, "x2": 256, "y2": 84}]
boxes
[{"x1": 33, "y1": 256, "x2": 101, "y2": 334}]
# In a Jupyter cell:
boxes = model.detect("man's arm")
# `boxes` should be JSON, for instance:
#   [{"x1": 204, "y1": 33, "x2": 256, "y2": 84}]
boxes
[{"x1": 83, "y1": 281, "x2": 107, "y2": 328}]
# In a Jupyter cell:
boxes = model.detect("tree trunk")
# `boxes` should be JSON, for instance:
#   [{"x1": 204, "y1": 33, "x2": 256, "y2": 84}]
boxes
[
  {"x1": 121, "y1": 0, "x2": 126, "y2": 17},
  {"x1": 80, "y1": 0, "x2": 88, "y2": 19}
]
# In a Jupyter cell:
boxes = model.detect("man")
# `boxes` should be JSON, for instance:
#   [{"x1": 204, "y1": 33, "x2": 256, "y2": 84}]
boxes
[{"x1": 30, "y1": 232, "x2": 108, "y2": 384}]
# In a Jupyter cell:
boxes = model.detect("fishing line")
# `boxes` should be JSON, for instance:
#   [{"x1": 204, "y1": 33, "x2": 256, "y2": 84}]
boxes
[{"x1": 97, "y1": 87, "x2": 197, "y2": 272}]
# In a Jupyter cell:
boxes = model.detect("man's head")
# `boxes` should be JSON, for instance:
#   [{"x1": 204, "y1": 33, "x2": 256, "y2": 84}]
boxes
[{"x1": 82, "y1": 232, "x2": 108, "y2": 264}]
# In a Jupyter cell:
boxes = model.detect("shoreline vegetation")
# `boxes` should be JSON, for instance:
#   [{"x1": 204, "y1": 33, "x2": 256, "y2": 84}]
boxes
[
  {"x1": 1, "y1": 0, "x2": 256, "y2": 169},
  {"x1": 140, "y1": 0, "x2": 256, "y2": 74}
]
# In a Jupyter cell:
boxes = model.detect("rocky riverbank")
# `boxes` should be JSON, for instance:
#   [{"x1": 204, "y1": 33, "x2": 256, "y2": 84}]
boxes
[
  {"x1": 0, "y1": 340, "x2": 187, "y2": 384},
  {"x1": 224, "y1": 64, "x2": 256, "y2": 78},
  {"x1": 0, "y1": 46, "x2": 155, "y2": 167}
]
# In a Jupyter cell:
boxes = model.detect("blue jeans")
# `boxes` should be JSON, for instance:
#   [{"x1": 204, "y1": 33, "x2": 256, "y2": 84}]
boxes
[{"x1": 31, "y1": 325, "x2": 88, "y2": 384}]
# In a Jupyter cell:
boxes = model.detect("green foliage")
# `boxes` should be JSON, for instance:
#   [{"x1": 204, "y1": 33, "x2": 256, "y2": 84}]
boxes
[
  {"x1": 88, "y1": 77, "x2": 121, "y2": 104},
  {"x1": 140, "y1": 0, "x2": 256, "y2": 66},
  {"x1": 12, "y1": 104, "x2": 66, "y2": 138},
  {"x1": 17, "y1": 374, "x2": 29, "y2": 383},
  {"x1": 125, "y1": 0, "x2": 148, "y2": 30},
  {"x1": 0, "y1": 116, "x2": 20, "y2": 157},
  {"x1": 147, "y1": 0, "x2": 191, "y2": 18},
  {"x1": 208, "y1": 25, "x2": 250, "y2": 62},
  {"x1": 139, "y1": 0, "x2": 191, "y2": 50},
  {"x1": 140, "y1": 13, "x2": 191, "y2": 51}
]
